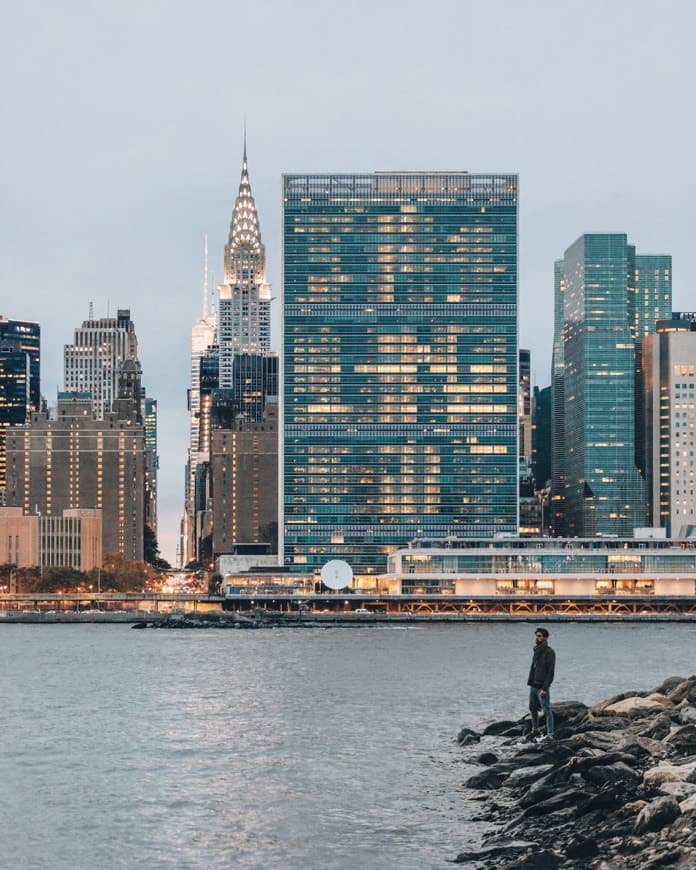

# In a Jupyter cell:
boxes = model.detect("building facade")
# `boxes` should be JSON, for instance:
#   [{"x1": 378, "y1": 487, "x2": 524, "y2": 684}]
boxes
[
  {"x1": 0, "y1": 506, "x2": 102, "y2": 572},
  {"x1": 63, "y1": 308, "x2": 139, "y2": 419},
  {"x1": 383, "y1": 534, "x2": 696, "y2": 597},
  {"x1": 642, "y1": 314, "x2": 696, "y2": 535},
  {"x1": 211, "y1": 399, "x2": 278, "y2": 557},
  {"x1": 5, "y1": 381, "x2": 145, "y2": 561},
  {"x1": 283, "y1": 172, "x2": 518, "y2": 575},
  {"x1": 0, "y1": 317, "x2": 41, "y2": 494},
  {"x1": 551, "y1": 235, "x2": 670, "y2": 537}
]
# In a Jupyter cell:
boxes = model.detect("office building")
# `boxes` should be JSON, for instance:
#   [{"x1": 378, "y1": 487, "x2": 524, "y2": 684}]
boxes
[
  {"x1": 211, "y1": 398, "x2": 278, "y2": 557},
  {"x1": 518, "y1": 348, "x2": 532, "y2": 464},
  {"x1": 5, "y1": 367, "x2": 146, "y2": 561},
  {"x1": 642, "y1": 313, "x2": 696, "y2": 535},
  {"x1": 283, "y1": 172, "x2": 518, "y2": 575},
  {"x1": 0, "y1": 317, "x2": 41, "y2": 493},
  {"x1": 551, "y1": 235, "x2": 670, "y2": 537},
  {"x1": 185, "y1": 143, "x2": 278, "y2": 564},
  {"x1": 217, "y1": 140, "x2": 272, "y2": 383},
  {"x1": 64, "y1": 308, "x2": 138, "y2": 419},
  {"x1": 0, "y1": 506, "x2": 101, "y2": 573}
]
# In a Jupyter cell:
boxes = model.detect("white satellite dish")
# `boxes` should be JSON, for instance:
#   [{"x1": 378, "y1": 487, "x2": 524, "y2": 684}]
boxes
[{"x1": 320, "y1": 559, "x2": 353, "y2": 591}]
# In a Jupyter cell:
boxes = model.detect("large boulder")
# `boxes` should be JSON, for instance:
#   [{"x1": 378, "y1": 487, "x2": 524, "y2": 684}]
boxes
[
  {"x1": 590, "y1": 690, "x2": 642, "y2": 715},
  {"x1": 465, "y1": 768, "x2": 506, "y2": 789},
  {"x1": 643, "y1": 760, "x2": 696, "y2": 788},
  {"x1": 652, "y1": 676, "x2": 687, "y2": 696},
  {"x1": 602, "y1": 694, "x2": 672, "y2": 717},
  {"x1": 639, "y1": 712, "x2": 672, "y2": 740},
  {"x1": 634, "y1": 796, "x2": 681, "y2": 834},
  {"x1": 679, "y1": 792, "x2": 696, "y2": 814},
  {"x1": 667, "y1": 724, "x2": 696, "y2": 756},
  {"x1": 549, "y1": 700, "x2": 588, "y2": 724},
  {"x1": 668, "y1": 676, "x2": 696, "y2": 704},
  {"x1": 482, "y1": 719, "x2": 520, "y2": 736},
  {"x1": 456, "y1": 727, "x2": 481, "y2": 746},
  {"x1": 506, "y1": 764, "x2": 555, "y2": 788},
  {"x1": 658, "y1": 781, "x2": 696, "y2": 801},
  {"x1": 583, "y1": 761, "x2": 642, "y2": 789}
]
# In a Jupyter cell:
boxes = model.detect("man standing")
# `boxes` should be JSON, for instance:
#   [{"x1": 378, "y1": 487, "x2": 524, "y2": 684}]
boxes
[{"x1": 527, "y1": 627, "x2": 556, "y2": 740}]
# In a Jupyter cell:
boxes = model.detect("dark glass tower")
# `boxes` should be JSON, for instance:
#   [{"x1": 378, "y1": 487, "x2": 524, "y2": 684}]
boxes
[
  {"x1": 552, "y1": 234, "x2": 670, "y2": 537},
  {"x1": 0, "y1": 317, "x2": 41, "y2": 492},
  {"x1": 283, "y1": 172, "x2": 518, "y2": 575}
]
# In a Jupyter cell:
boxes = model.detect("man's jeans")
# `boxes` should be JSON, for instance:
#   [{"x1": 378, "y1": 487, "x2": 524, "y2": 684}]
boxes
[{"x1": 529, "y1": 687, "x2": 554, "y2": 735}]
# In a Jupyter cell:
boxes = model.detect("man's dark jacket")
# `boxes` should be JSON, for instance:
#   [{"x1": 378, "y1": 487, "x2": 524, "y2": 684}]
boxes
[{"x1": 527, "y1": 640, "x2": 555, "y2": 691}]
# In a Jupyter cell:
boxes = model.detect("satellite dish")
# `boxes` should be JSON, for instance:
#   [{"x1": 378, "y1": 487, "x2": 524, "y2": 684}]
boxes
[{"x1": 320, "y1": 559, "x2": 353, "y2": 591}]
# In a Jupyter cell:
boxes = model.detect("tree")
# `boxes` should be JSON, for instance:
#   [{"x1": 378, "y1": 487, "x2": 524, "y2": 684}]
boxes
[
  {"x1": 208, "y1": 572, "x2": 223, "y2": 595},
  {"x1": 258, "y1": 521, "x2": 278, "y2": 553}
]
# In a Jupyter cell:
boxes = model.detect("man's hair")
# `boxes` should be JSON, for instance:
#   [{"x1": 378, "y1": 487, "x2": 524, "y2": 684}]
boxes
[{"x1": 535, "y1": 627, "x2": 549, "y2": 638}]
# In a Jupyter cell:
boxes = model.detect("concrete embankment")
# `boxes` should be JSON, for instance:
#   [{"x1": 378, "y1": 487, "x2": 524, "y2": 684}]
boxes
[{"x1": 455, "y1": 675, "x2": 696, "y2": 867}]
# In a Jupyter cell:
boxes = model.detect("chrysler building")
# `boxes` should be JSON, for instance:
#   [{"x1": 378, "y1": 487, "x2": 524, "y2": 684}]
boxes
[{"x1": 217, "y1": 140, "x2": 271, "y2": 386}]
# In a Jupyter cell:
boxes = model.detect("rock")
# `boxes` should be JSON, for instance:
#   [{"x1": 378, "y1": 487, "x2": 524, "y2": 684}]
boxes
[
  {"x1": 522, "y1": 787, "x2": 590, "y2": 817},
  {"x1": 453, "y1": 841, "x2": 537, "y2": 864},
  {"x1": 590, "y1": 689, "x2": 642, "y2": 715},
  {"x1": 667, "y1": 725, "x2": 696, "y2": 756},
  {"x1": 678, "y1": 706, "x2": 696, "y2": 726},
  {"x1": 625, "y1": 799, "x2": 648, "y2": 813},
  {"x1": 548, "y1": 700, "x2": 588, "y2": 724},
  {"x1": 583, "y1": 761, "x2": 642, "y2": 789},
  {"x1": 565, "y1": 834, "x2": 599, "y2": 859},
  {"x1": 483, "y1": 719, "x2": 520, "y2": 736},
  {"x1": 644, "y1": 762, "x2": 696, "y2": 788},
  {"x1": 503, "y1": 851, "x2": 560, "y2": 869},
  {"x1": 457, "y1": 727, "x2": 481, "y2": 746},
  {"x1": 668, "y1": 676, "x2": 696, "y2": 704},
  {"x1": 658, "y1": 781, "x2": 696, "y2": 800},
  {"x1": 639, "y1": 712, "x2": 673, "y2": 740},
  {"x1": 476, "y1": 751, "x2": 499, "y2": 765},
  {"x1": 679, "y1": 793, "x2": 696, "y2": 814},
  {"x1": 653, "y1": 676, "x2": 687, "y2": 696},
  {"x1": 621, "y1": 736, "x2": 667, "y2": 759},
  {"x1": 603, "y1": 695, "x2": 673, "y2": 717},
  {"x1": 634, "y1": 796, "x2": 681, "y2": 834},
  {"x1": 506, "y1": 764, "x2": 555, "y2": 788},
  {"x1": 465, "y1": 768, "x2": 507, "y2": 789},
  {"x1": 575, "y1": 715, "x2": 631, "y2": 733}
]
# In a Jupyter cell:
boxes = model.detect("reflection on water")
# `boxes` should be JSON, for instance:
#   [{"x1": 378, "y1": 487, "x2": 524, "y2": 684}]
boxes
[{"x1": 1, "y1": 622, "x2": 695, "y2": 868}]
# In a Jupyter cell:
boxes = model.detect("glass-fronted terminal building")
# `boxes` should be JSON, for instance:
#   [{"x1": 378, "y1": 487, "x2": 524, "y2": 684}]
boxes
[
  {"x1": 383, "y1": 535, "x2": 696, "y2": 596},
  {"x1": 282, "y1": 172, "x2": 518, "y2": 575}
]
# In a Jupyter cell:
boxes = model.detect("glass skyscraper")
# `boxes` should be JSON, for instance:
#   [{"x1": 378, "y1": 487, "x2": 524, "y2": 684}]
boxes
[
  {"x1": 552, "y1": 234, "x2": 670, "y2": 537},
  {"x1": 282, "y1": 172, "x2": 518, "y2": 575}
]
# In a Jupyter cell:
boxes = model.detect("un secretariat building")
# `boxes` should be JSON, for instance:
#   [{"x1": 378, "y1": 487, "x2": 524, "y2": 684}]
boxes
[{"x1": 282, "y1": 172, "x2": 518, "y2": 577}]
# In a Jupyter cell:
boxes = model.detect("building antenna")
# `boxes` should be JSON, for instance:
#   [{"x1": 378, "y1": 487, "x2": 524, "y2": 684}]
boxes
[
  {"x1": 89, "y1": 300, "x2": 94, "y2": 321},
  {"x1": 203, "y1": 234, "x2": 209, "y2": 319}
]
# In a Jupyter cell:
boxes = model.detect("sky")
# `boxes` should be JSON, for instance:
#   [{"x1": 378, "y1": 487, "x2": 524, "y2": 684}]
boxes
[{"x1": 1, "y1": 0, "x2": 695, "y2": 564}]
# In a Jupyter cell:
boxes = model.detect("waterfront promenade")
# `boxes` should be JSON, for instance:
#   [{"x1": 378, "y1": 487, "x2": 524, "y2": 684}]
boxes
[{"x1": 2, "y1": 591, "x2": 696, "y2": 621}]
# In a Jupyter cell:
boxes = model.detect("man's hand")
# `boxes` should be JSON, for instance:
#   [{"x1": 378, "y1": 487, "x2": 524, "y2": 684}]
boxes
[{"x1": 540, "y1": 690, "x2": 547, "y2": 698}]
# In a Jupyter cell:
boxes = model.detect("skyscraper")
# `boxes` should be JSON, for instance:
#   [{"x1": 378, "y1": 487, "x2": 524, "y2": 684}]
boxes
[
  {"x1": 6, "y1": 371, "x2": 146, "y2": 562},
  {"x1": 185, "y1": 142, "x2": 278, "y2": 564},
  {"x1": 283, "y1": 172, "x2": 518, "y2": 575},
  {"x1": 642, "y1": 313, "x2": 696, "y2": 535},
  {"x1": 63, "y1": 308, "x2": 138, "y2": 419},
  {"x1": 0, "y1": 317, "x2": 41, "y2": 495},
  {"x1": 552, "y1": 234, "x2": 670, "y2": 537},
  {"x1": 218, "y1": 140, "x2": 271, "y2": 383}
]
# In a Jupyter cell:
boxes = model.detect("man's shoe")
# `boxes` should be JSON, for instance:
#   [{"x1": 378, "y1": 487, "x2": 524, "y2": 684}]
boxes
[{"x1": 543, "y1": 734, "x2": 555, "y2": 742}]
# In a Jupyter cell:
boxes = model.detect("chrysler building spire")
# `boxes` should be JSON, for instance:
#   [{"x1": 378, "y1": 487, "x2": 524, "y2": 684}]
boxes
[{"x1": 224, "y1": 141, "x2": 264, "y2": 282}]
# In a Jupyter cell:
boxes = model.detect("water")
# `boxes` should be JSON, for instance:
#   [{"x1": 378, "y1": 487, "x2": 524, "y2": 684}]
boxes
[{"x1": 1, "y1": 622, "x2": 695, "y2": 869}]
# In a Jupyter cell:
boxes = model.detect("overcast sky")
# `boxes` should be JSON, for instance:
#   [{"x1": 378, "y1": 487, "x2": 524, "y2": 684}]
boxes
[{"x1": 2, "y1": 0, "x2": 694, "y2": 564}]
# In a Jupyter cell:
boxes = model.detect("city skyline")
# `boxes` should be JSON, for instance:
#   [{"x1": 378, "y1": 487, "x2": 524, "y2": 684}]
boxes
[{"x1": 2, "y1": 0, "x2": 695, "y2": 562}]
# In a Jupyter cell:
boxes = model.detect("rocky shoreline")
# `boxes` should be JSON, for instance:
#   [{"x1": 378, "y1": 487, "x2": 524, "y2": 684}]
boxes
[{"x1": 455, "y1": 675, "x2": 696, "y2": 868}]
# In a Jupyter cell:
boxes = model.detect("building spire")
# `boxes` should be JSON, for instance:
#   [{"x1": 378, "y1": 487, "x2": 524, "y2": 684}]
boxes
[
  {"x1": 224, "y1": 134, "x2": 264, "y2": 282},
  {"x1": 202, "y1": 234, "x2": 209, "y2": 319}
]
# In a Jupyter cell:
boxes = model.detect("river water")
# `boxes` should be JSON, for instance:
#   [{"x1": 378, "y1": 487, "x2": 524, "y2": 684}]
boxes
[{"x1": 1, "y1": 621, "x2": 695, "y2": 869}]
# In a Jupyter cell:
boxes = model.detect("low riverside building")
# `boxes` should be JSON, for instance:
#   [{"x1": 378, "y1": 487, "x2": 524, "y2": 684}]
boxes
[
  {"x1": 0, "y1": 506, "x2": 102, "y2": 572},
  {"x1": 380, "y1": 534, "x2": 696, "y2": 596}
]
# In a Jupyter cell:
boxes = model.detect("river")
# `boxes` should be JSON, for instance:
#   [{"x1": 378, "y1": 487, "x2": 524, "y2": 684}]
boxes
[{"x1": 1, "y1": 622, "x2": 694, "y2": 868}]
